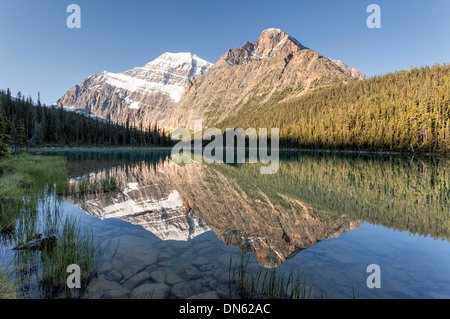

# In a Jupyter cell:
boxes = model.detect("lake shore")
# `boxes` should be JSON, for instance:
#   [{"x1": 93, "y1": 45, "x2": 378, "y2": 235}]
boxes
[{"x1": 27, "y1": 145, "x2": 449, "y2": 158}]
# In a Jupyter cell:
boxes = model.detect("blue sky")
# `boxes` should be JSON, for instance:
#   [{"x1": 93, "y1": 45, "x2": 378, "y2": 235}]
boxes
[{"x1": 0, "y1": 0, "x2": 449, "y2": 105}]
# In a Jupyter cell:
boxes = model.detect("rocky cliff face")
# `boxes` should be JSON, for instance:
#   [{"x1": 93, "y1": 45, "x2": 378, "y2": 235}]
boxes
[
  {"x1": 164, "y1": 28, "x2": 365, "y2": 130},
  {"x1": 330, "y1": 59, "x2": 366, "y2": 81},
  {"x1": 68, "y1": 164, "x2": 209, "y2": 242},
  {"x1": 68, "y1": 160, "x2": 362, "y2": 267},
  {"x1": 57, "y1": 52, "x2": 212, "y2": 130},
  {"x1": 57, "y1": 29, "x2": 365, "y2": 132}
]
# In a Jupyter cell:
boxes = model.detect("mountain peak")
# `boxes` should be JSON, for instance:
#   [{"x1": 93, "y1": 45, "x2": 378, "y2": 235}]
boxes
[
  {"x1": 57, "y1": 50, "x2": 212, "y2": 130},
  {"x1": 146, "y1": 52, "x2": 212, "y2": 69},
  {"x1": 258, "y1": 28, "x2": 288, "y2": 40},
  {"x1": 153, "y1": 52, "x2": 201, "y2": 61},
  {"x1": 220, "y1": 28, "x2": 306, "y2": 66},
  {"x1": 256, "y1": 28, "x2": 305, "y2": 57}
]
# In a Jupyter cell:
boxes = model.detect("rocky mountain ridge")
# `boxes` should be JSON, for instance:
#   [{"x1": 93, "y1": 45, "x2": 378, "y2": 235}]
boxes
[
  {"x1": 68, "y1": 160, "x2": 362, "y2": 267},
  {"x1": 166, "y1": 28, "x2": 365, "y2": 130},
  {"x1": 57, "y1": 52, "x2": 212, "y2": 130},
  {"x1": 57, "y1": 28, "x2": 365, "y2": 131}
]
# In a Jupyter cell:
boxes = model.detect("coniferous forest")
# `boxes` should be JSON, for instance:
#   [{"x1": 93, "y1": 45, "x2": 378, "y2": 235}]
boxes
[
  {"x1": 1, "y1": 63, "x2": 450, "y2": 155},
  {"x1": 0, "y1": 89, "x2": 171, "y2": 154},
  {"x1": 218, "y1": 63, "x2": 450, "y2": 153}
]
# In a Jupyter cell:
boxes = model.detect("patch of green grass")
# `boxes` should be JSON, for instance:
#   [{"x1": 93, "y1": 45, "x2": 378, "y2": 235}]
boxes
[
  {"x1": 0, "y1": 153, "x2": 67, "y2": 196},
  {"x1": 0, "y1": 255, "x2": 18, "y2": 299},
  {"x1": 65, "y1": 176, "x2": 120, "y2": 197},
  {"x1": 228, "y1": 254, "x2": 313, "y2": 299},
  {"x1": 0, "y1": 152, "x2": 99, "y2": 298},
  {"x1": 0, "y1": 153, "x2": 67, "y2": 235},
  {"x1": 100, "y1": 176, "x2": 119, "y2": 193},
  {"x1": 12, "y1": 196, "x2": 99, "y2": 298},
  {"x1": 40, "y1": 216, "x2": 99, "y2": 297}
]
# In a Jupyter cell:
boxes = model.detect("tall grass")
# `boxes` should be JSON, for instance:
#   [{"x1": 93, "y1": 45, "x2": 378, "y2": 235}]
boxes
[
  {"x1": 11, "y1": 194, "x2": 99, "y2": 298},
  {"x1": 0, "y1": 153, "x2": 67, "y2": 196},
  {"x1": 0, "y1": 153, "x2": 67, "y2": 234},
  {"x1": 0, "y1": 253, "x2": 18, "y2": 299},
  {"x1": 228, "y1": 254, "x2": 313, "y2": 299},
  {"x1": 40, "y1": 217, "x2": 99, "y2": 298},
  {"x1": 0, "y1": 198, "x2": 26, "y2": 235},
  {"x1": 0, "y1": 153, "x2": 100, "y2": 298},
  {"x1": 64, "y1": 176, "x2": 120, "y2": 197}
]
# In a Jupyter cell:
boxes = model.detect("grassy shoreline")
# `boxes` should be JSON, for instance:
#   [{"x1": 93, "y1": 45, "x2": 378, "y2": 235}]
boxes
[
  {"x1": 0, "y1": 153, "x2": 68, "y2": 233},
  {"x1": 0, "y1": 153, "x2": 68, "y2": 298},
  {"x1": 27, "y1": 146, "x2": 173, "y2": 152},
  {"x1": 0, "y1": 152, "x2": 99, "y2": 299},
  {"x1": 27, "y1": 145, "x2": 450, "y2": 158}
]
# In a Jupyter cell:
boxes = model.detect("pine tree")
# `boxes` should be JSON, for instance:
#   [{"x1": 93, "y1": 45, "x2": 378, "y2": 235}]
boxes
[{"x1": 0, "y1": 113, "x2": 10, "y2": 157}]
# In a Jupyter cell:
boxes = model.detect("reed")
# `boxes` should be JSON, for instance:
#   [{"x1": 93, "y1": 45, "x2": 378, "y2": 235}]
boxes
[
  {"x1": 228, "y1": 254, "x2": 313, "y2": 299},
  {"x1": 12, "y1": 196, "x2": 99, "y2": 298},
  {"x1": 0, "y1": 254, "x2": 18, "y2": 299},
  {"x1": 39, "y1": 217, "x2": 99, "y2": 297},
  {"x1": 65, "y1": 176, "x2": 120, "y2": 197},
  {"x1": 0, "y1": 153, "x2": 67, "y2": 235},
  {"x1": 0, "y1": 153, "x2": 99, "y2": 298}
]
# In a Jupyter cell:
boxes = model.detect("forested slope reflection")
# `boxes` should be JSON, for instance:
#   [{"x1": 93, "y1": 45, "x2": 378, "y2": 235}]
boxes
[{"x1": 65, "y1": 151, "x2": 449, "y2": 268}]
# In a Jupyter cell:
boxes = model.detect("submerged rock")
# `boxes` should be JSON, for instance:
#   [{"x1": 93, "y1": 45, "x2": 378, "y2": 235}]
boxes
[
  {"x1": 150, "y1": 270, "x2": 166, "y2": 284},
  {"x1": 130, "y1": 283, "x2": 170, "y2": 299},
  {"x1": 12, "y1": 234, "x2": 57, "y2": 251},
  {"x1": 188, "y1": 291, "x2": 220, "y2": 299},
  {"x1": 102, "y1": 287, "x2": 131, "y2": 299},
  {"x1": 104, "y1": 270, "x2": 123, "y2": 283},
  {"x1": 124, "y1": 271, "x2": 153, "y2": 290},
  {"x1": 84, "y1": 277, "x2": 127, "y2": 299},
  {"x1": 166, "y1": 272, "x2": 183, "y2": 285},
  {"x1": 179, "y1": 266, "x2": 202, "y2": 280}
]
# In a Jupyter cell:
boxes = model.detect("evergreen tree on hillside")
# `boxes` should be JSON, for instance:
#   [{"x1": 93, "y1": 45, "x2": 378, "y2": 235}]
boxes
[
  {"x1": 218, "y1": 63, "x2": 450, "y2": 153},
  {"x1": 0, "y1": 88, "x2": 171, "y2": 148},
  {"x1": 17, "y1": 122, "x2": 27, "y2": 151},
  {"x1": 0, "y1": 113, "x2": 9, "y2": 157}
]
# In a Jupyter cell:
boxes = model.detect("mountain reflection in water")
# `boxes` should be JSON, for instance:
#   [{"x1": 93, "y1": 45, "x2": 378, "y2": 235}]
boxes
[{"x1": 64, "y1": 150, "x2": 450, "y2": 269}]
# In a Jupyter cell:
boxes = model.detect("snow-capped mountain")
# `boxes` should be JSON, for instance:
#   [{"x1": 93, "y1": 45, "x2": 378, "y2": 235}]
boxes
[
  {"x1": 67, "y1": 159, "x2": 361, "y2": 267},
  {"x1": 68, "y1": 164, "x2": 209, "y2": 242},
  {"x1": 57, "y1": 29, "x2": 365, "y2": 132},
  {"x1": 57, "y1": 52, "x2": 212, "y2": 129}
]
